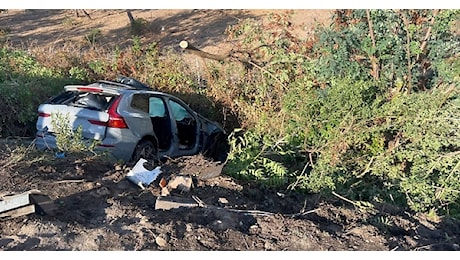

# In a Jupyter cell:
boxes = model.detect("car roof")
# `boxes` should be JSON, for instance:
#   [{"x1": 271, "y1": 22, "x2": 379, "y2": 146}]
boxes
[{"x1": 64, "y1": 79, "x2": 189, "y2": 104}]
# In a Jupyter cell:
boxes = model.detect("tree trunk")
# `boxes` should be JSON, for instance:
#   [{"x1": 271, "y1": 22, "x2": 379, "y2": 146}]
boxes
[
  {"x1": 126, "y1": 10, "x2": 135, "y2": 25},
  {"x1": 366, "y1": 9, "x2": 379, "y2": 81}
]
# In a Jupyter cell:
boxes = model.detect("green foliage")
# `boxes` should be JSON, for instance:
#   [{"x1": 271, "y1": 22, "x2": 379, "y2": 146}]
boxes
[
  {"x1": 69, "y1": 66, "x2": 89, "y2": 81},
  {"x1": 368, "y1": 215, "x2": 394, "y2": 234},
  {"x1": 291, "y1": 85, "x2": 460, "y2": 215},
  {"x1": 314, "y1": 10, "x2": 460, "y2": 92},
  {"x1": 283, "y1": 78, "x2": 383, "y2": 149},
  {"x1": 50, "y1": 112, "x2": 100, "y2": 154},
  {"x1": 224, "y1": 129, "x2": 290, "y2": 188},
  {"x1": 88, "y1": 60, "x2": 106, "y2": 76},
  {"x1": 0, "y1": 47, "x2": 67, "y2": 136}
]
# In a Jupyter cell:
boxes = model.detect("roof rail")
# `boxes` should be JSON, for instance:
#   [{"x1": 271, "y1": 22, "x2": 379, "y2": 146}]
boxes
[
  {"x1": 97, "y1": 76, "x2": 152, "y2": 90},
  {"x1": 115, "y1": 76, "x2": 152, "y2": 90},
  {"x1": 97, "y1": 80, "x2": 136, "y2": 89}
]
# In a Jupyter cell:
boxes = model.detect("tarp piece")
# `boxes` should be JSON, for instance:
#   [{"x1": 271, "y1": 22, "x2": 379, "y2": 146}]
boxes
[{"x1": 126, "y1": 158, "x2": 162, "y2": 189}]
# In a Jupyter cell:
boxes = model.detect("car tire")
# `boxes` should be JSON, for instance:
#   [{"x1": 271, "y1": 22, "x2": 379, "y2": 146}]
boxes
[{"x1": 131, "y1": 139, "x2": 159, "y2": 164}]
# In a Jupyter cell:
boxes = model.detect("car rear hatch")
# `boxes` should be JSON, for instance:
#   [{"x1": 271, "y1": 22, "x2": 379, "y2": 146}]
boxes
[{"x1": 36, "y1": 84, "x2": 118, "y2": 142}]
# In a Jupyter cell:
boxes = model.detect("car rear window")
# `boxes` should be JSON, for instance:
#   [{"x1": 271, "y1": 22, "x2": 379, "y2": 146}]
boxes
[
  {"x1": 73, "y1": 93, "x2": 110, "y2": 111},
  {"x1": 48, "y1": 91, "x2": 114, "y2": 111}
]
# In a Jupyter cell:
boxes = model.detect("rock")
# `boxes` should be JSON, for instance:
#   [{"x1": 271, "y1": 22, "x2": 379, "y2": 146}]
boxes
[
  {"x1": 155, "y1": 196, "x2": 198, "y2": 210},
  {"x1": 218, "y1": 197, "x2": 228, "y2": 204},
  {"x1": 155, "y1": 236, "x2": 167, "y2": 247},
  {"x1": 167, "y1": 175, "x2": 193, "y2": 194},
  {"x1": 161, "y1": 187, "x2": 170, "y2": 197}
]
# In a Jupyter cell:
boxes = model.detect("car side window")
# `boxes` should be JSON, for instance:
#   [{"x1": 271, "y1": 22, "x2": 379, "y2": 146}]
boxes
[
  {"x1": 168, "y1": 100, "x2": 191, "y2": 121},
  {"x1": 130, "y1": 94, "x2": 149, "y2": 113},
  {"x1": 149, "y1": 97, "x2": 166, "y2": 117}
]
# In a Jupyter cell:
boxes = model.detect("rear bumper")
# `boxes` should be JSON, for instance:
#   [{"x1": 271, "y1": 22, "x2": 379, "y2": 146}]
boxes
[{"x1": 35, "y1": 129, "x2": 138, "y2": 162}]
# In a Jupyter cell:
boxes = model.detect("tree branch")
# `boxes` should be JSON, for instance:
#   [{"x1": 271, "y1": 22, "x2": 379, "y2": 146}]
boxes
[
  {"x1": 366, "y1": 9, "x2": 379, "y2": 81},
  {"x1": 417, "y1": 9, "x2": 440, "y2": 62},
  {"x1": 397, "y1": 10, "x2": 413, "y2": 94},
  {"x1": 179, "y1": 40, "x2": 287, "y2": 89}
]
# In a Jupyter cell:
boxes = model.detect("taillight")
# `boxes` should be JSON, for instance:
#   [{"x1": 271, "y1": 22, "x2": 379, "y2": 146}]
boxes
[
  {"x1": 38, "y1": 112, "x2": 51, "y2": 117},
  {"x1": 107, "y1": 96, "x2": 128, "y2": 129},
  {"x1": 88, "y1": 120, "x2": 106, "y2": 126}
]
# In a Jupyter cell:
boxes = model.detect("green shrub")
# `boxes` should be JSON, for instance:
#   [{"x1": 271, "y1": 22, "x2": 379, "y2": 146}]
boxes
[
  {"x1": 224, "y1": 129, "x2": 290, "y2": 188},
  {"x1": 0, "y1": 47, "x2": 67, "y2": 137},
  {"x1": 291, "y1": 84, "x2": 460, "y2": 215},
  {"x1": 50, "y1": 112, "x2": 100, "y2": 155},
  {"x1": 313, "y1": 9, "x2": 460, "y2": 92}
]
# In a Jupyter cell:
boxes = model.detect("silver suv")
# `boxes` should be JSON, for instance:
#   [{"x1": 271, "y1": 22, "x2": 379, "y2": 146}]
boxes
[{"x1": 35, "y1": 77, "x2": 226, "y2": 163}]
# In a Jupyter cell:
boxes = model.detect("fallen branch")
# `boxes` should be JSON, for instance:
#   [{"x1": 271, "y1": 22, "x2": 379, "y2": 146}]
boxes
[
  {"x1": 192, "y1": 195, "x2": 318, "y2": 217},
  {"x1": 179, "y1": 40, "x2": 287, "y2": 89},
  {"x1": 179, "y1": 40, "x2": 228, "y2": 61},
  {"x1": 246, "y1": 60, "x2": 287, "y2": 89},
  {"x1": 332, "y1": 191, "x2": 360, "y2": 207}
]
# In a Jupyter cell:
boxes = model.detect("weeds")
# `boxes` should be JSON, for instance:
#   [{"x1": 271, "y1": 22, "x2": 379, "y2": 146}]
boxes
[
  {"x1": 2, "y1": 141, "x2": 47, "y2": 169},
  {"x1": 369, "y1": 215, "x2": 394, "y2": 234},
  {"x1": 224, "y1": 129, "x2": 290, "y2": 188},
  {"x1": 85, "y1": 29, "x2": 102, "y2": 45}
]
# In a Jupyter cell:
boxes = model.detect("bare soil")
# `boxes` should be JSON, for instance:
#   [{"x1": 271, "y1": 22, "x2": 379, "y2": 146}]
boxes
[{"x1": 1, "y1": 9, "x2": 460, "y2": 252}]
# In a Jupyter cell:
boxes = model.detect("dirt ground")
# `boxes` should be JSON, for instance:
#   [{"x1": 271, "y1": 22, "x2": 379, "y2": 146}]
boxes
[
  {"x1": 1, "y1": 140, "x2": 460, "y2": 252},
  {"x1": 1, "y1": 9, "x2": 460, "y2": 252},
  {"x1": 0, "y1": 9, "x2": 330, "y2": 48}
]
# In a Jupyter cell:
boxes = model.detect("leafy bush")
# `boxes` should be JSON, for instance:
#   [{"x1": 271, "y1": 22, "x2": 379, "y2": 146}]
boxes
[
  {"x1": 0, "y1": 47, "x2": 69, "y2": 136},
  {"x1": 224, "y1": 129, "x2": 290, "y2": 188},
  {"x1": 50, "y1": 112, "x2": 100, "y2": 155},
  {"x1": 290, "y1": 84, "x2": 460, "y2": 214},
  {"x1": 314, "y1": 10, "x2": 460, "y2": 92},
  {"x1": 219, "y1": 10, "x2": 460, "y2": 217}
]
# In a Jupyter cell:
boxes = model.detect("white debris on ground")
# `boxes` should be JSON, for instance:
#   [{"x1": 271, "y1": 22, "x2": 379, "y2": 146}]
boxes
[{"x1": 126, "y1": 158, "x2": 162, "y2": 190}]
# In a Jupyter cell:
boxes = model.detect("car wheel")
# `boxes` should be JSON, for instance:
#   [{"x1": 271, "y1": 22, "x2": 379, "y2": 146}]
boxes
[{"x1": 131, "y1": 140, "x2": 159, "y2": 164}]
